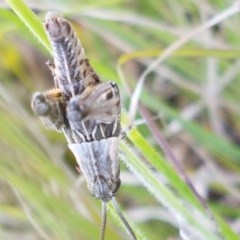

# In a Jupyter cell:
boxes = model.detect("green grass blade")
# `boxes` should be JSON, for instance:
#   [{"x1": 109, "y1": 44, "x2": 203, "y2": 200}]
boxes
[{"x1": 5, "y1": 0, "x2": 50, "y2": 52}]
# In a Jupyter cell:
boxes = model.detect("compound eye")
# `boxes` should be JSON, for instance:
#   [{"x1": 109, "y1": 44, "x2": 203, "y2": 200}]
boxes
[
  {"x1": 112, "y1": 179, "x2": 121, "y2": 195},
  {"x1": 31, "y1": 93, "x2": 50, "y2": 116},
  {"x1": 67, "y1": 97, "x2": 88, "y2": 122}
]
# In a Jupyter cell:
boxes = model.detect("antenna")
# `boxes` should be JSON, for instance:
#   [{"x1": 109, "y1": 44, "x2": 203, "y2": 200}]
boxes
[
  {"x1": 100, "y1": 201, "x2": 107, "y2": 240},
  {"x1": 111, "y1": 197, "x2": 137, "y2": 240}
]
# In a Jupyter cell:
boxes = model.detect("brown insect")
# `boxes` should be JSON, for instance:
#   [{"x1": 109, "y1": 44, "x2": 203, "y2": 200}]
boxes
[{"x1": 31, "y1": 12, "x2": 137, "y2": 240}]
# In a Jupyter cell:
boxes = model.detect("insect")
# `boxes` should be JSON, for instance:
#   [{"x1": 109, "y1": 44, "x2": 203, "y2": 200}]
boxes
[{"x1": 31, "y1": 12, "x2": 137, "y2": 240}]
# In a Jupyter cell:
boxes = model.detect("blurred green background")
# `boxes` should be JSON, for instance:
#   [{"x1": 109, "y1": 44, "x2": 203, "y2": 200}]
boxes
[{"x1": 0, "y1": 0, "x2": 240, "y2": 239}]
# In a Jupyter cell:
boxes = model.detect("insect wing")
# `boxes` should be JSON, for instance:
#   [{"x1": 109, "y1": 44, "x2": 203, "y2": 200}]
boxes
[
  {"x1": 69, "y1": 137, "x2": 120, "y2": 202},
  {"x1": 45, "y1": 12, "x2": 100, "y2": 98}
]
